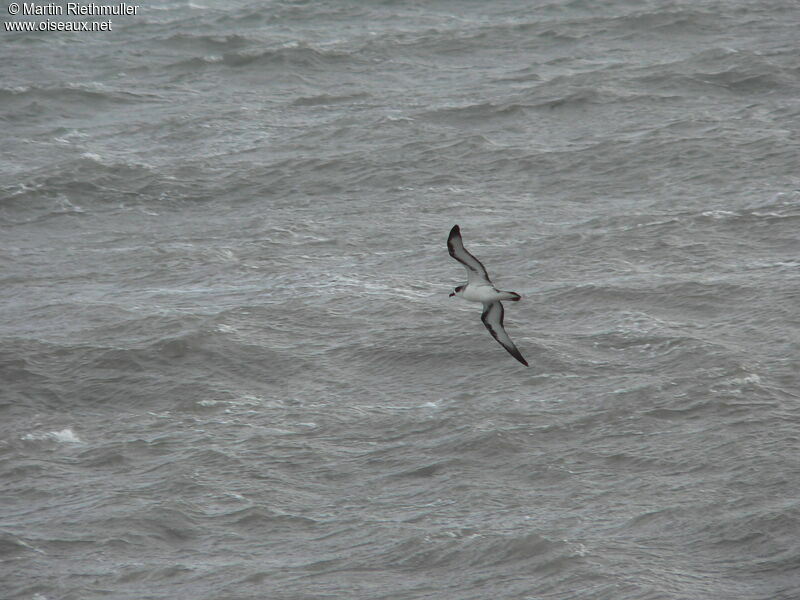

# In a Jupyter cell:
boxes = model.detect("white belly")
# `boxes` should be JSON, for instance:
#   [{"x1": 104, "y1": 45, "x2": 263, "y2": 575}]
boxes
[{"x1": 462, "y1": 284, "x2": 501, "y2": 303}]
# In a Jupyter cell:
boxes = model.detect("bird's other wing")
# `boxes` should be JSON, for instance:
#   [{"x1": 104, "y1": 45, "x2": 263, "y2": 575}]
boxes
[
  {"x1": 448, "y1": 225, "x2": 491, "y2": 286},
  {"x1": 480, "y1": 301, "x2": 528, "y2": 366}
]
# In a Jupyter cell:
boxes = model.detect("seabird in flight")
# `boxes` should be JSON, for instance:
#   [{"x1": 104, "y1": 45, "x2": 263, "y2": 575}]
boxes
[{"x1": 448, "y1": 224, "x2": 528, "y2": 366}]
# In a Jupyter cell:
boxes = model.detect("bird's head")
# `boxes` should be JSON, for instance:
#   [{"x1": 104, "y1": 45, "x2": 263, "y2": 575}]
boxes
[{"x1": 449, "y1": 285, "x2": 464, "y2": 298}]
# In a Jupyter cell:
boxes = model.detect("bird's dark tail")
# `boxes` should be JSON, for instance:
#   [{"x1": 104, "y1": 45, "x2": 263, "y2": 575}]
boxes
[{"x1": 500, "y1": 291, "x2": 521, "y2": 302}]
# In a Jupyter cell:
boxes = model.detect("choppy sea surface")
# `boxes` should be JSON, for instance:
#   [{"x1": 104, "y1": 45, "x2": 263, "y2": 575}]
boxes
[{"x1": 2, "y1": 1, "x2": 800, "y2": 599}]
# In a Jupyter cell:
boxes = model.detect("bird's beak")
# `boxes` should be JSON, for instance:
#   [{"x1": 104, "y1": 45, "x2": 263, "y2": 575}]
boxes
[{"x1": 449, "y1": 292, "x2": 455, "y2": 297}]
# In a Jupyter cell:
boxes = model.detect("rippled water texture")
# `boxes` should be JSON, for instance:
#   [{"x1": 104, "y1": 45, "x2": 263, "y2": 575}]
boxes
[{"x1": 2, "y1": 1, "x2": 800, "y2": 599}]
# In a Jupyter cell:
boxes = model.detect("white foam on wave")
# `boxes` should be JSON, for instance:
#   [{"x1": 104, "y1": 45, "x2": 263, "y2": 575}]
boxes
[
  {"x1": 732, "y1": 373, "x2": 761, "y2": 386},
  {"x1": 21, "y1": 428, "x2": 83, "y2": 444},
  {"x1": 55, "y1": 195, "x2": 84, "y2": 213},
  {"x1": 701, "y1": 209, "x2": 739, "y2": 219},
  {"x1": 199, "y1": 394, "x2": 265, "y2": 408}
]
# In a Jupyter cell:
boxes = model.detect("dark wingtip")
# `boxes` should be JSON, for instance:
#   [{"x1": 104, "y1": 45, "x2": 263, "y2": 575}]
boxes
[{"x1": 447, "y1": 225, "x2": 461, "y2": 255}]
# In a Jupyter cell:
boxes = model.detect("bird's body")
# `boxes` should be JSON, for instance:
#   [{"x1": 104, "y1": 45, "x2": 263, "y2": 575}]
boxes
[
  {"x1": 452, "y1": 284, "x2": 519, "y2": 304},
  {"x1": 447, "y1": 225, "x2": 528, "y2": 367}
]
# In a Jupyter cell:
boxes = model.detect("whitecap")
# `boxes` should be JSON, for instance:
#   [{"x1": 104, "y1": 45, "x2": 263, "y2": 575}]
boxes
[
  {"x1": 731, "y1": 373, "x2": 761, "y2": 386},
  {"x1": 21, "y1": 428, "x2": 83, "y2": 444}
]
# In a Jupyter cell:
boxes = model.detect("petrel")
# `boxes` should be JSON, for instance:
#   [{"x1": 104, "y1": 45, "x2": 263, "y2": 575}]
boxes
[{"x1": 448, "y1": 225, "x2": 528, "y2": 366}]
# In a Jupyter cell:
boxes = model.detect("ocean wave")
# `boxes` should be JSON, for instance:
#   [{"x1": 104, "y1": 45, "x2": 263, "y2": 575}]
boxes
[
  {"x1": 163, "y1": 42, "x2": 365, "y2": 73},
  {"x1": 633, "y1": 47, "x2": 792, "y2": 94},
  {"x1": 289, "y1": 92, "x2": 371, "y2": 107},
  {"x1": 376, "y1": 529, "x2": 570, "y2": 571},
  {"x1": 605, "y1": 8, "x2": 721, "y2": 36},
  {"x1": 0, "y1": 83, "x2": 158, "y2": 110},
  {"x1": 0, "y1": 532, "x2": 45, "y2": 558},
  {"x1": 160, "y1": 32, "x2": 251, "y2": 52},
  {"x1": 21, "y1": 428, "x2": 82, "y2": 444}
]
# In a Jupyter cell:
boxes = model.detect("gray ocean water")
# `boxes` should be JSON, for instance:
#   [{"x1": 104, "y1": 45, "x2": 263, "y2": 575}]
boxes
[{"x1": 2, "y1": 1, "x2": 800, "y2": 598}]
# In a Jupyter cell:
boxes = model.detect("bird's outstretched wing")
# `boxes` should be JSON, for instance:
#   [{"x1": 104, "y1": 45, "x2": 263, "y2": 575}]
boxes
[
  {"x1": 448, "y1": 225, "x2": 492, "y2": 286},
  {"x1": 481, "y1": 301, "x2": 528, "y2": 366}
]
